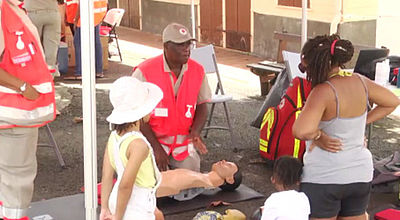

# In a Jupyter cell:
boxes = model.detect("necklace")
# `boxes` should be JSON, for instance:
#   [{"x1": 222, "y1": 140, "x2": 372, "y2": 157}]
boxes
[{"x1": 328, "y1": 69, "x2": 352, "y2": 78}]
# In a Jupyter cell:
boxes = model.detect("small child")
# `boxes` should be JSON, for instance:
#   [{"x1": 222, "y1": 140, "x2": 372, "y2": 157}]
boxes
[
  {"x1": 260, "y1": 156, "x2": 310, "y2": 220},
  {"x1": 99, "y1": 77, "x2": 163, "y2": 220}
]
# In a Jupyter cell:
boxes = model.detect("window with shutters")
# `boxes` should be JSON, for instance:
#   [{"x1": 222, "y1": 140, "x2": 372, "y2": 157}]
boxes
[{"x1": 278, "y1": 0, "x2": 310, "y2": 8}]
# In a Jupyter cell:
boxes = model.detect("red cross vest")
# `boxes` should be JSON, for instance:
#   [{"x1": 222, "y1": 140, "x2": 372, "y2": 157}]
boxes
[
  {"x1": 77, "y1": 0, "x2": 107, "y2": 27},
  {"x1": 0, "y1": 0, "x2": 56, "y2": 129},
  {"x1": 137, "y1": 55, "x2": 205, "y2": 161},
  {"x1": 65, "y1": 0, "x2": 78, "y2": 24}
]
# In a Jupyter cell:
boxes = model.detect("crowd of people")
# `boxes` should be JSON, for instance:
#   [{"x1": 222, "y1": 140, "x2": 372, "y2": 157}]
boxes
[
  {"x1": 1, "y1": 0, "x2": 400, "y2": 220},
  {"x1": 99, "y1": 25, "x2": 399, "y2": 220}
]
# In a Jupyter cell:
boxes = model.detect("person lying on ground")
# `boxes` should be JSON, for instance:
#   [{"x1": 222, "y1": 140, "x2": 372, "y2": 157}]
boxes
[
  {"x1": 154, "y1": 160, "x2": 240, "y2": 220},
  {"x1": 156, "y1": 160, "x2": 240, "y2": 198},
  {"x1": 100, "y1": 77, "x2": 241, "y2": 220}
]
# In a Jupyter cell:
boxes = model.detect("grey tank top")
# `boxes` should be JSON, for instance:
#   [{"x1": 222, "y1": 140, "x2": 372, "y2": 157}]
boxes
[{"x1": 302, "y1": 75, "x2": 373, "y2": 184}]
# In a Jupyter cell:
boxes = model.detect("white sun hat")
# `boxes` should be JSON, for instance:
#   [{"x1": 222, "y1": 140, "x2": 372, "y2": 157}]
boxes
[{"x1": 106, "y1": 76, "x2": 163, "y2": 124}]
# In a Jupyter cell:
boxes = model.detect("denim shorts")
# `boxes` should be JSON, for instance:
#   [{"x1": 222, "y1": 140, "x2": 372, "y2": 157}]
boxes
[{"x1": 300, "y1": 182, "x2": 371, "y2": 218}]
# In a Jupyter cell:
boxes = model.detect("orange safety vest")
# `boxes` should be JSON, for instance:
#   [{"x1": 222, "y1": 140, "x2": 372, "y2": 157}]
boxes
[
  {"x1": 0, "y1": 0, "x2": 56, "y2": 129},
  {"x1": 137, "y1": 55, "x2": 205, "y2": 161},
  {"x1": 65, "y1": 0, "x2": 78, "y2": 24},
  {"x1": 77, "y1": 0, "x2": 107, "y2": 27}
]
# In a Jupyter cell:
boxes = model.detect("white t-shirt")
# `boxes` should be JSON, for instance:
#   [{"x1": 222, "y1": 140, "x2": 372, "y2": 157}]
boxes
[{"x1": 261, "y1": 190, "x2": 310, "y2": 220}]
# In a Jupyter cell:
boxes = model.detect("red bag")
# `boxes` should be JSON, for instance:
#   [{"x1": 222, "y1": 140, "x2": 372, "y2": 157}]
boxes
[
  {"x1": 374, "y1": 209, "x2": 400, "y2": 220},
  {"x1": 259, "y1": 77, "x2": 311, "y2": 161}
]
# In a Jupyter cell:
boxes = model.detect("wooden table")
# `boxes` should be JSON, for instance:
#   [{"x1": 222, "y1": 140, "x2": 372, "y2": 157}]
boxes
[{"x1": 247, "y1": 61, "x2": 285, "y2": 96}]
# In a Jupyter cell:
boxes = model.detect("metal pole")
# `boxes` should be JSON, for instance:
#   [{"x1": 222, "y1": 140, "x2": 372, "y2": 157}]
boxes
[
  {"x1": 80, "y1": 1, "x2": 98, "y2": 220},
  {"x1": 191, "y1": 0, "x2": 197, "y2": 48},
  {"x1": 301, "y1": 0, "x2": 308, "y2": 47},
  {"x1": 191, "y1": 0, "x2": 196, "y2": 39}
]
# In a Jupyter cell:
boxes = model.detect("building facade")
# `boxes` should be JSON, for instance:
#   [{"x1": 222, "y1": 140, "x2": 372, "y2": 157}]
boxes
[{"x1": 115, "y1": 0, "x2": 400, "y2": 59}]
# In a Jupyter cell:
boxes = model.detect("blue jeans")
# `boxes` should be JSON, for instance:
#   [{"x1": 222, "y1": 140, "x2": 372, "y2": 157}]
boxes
[{"x1": 73, "y1": 24, "x2": 103, "y2": 76}]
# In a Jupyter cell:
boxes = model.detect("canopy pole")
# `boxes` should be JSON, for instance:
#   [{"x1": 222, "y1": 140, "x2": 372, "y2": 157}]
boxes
[
  {"x1": 191, "y1": 0, "x2": 196, "y2": 48},
  {"x1": 80, "y1": 1, "x2": 98, "y2": 220},
  {"x1": 301, "y1": 0, "x2": 308, "y2": 47}
]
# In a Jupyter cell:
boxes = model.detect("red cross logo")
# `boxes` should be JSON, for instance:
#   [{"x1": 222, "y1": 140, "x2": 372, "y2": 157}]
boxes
[{"x1": 179, "y1": 28, "x2": 187, "y2": 35}]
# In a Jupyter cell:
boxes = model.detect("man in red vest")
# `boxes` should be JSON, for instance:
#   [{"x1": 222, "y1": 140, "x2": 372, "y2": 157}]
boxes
[
  {"x1": 132, "y1": 23, "x2": 211, "y2": 199},
  {"x1": 0, "y1": 0, "x2": 56, "y2": 219}
]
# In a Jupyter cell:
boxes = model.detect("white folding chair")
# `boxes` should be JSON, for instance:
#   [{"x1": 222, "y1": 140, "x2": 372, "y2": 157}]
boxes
[
  {"x1": 190, "y1": 45, "x2": 235, "y2": 144},
  {"x1": 101, "y1": 8, "x2": 125, "y2": 61}
]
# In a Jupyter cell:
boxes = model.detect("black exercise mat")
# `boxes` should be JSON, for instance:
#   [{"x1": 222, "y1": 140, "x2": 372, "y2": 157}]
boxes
[
  {"x1": 26, "y1": 185, "x2": 264, "y2": 218},
  {"x1": 27, "y1": 194, "x2": 93, "y2": 220},
  {"x1": 158, "y1": 184, "x2": 265, "y2": 215}
]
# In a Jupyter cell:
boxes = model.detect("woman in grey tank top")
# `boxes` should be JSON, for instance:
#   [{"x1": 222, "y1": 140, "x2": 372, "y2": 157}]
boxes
[{"x1": 292, "y1": 35, "x2": 400, "y2": 220}]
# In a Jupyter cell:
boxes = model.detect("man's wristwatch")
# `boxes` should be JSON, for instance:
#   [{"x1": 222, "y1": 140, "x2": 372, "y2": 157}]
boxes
[{"x1": 19, "y1": 82, "x2": 27, "y2": 94}]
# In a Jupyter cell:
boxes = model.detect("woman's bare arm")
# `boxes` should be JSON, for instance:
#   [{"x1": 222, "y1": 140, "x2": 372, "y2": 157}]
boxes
[{"x1": 365, "y1": 76, "x2": 400, "y2": 124}]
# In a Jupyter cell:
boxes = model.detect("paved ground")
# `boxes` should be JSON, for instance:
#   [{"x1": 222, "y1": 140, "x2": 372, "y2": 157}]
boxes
[{"x1": 35, "y1": 27, "x2": 400, "y2": 219}]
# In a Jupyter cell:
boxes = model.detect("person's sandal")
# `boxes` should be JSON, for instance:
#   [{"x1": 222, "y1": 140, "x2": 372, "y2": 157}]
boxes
[{"x1": 64, "y1": 75, "x2": 82, "y2": 80}]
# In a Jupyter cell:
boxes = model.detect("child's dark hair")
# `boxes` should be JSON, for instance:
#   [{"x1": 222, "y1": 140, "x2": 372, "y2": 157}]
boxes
[
  {"x1": 273, "y1": 156, "x2": 303, "y2": 189},
  {"x1": 302, "y1": 34, "x2": 354, "y2": 88},
  {"x1": 112, "y1": 121, "x2": 138, "y2": 134}
]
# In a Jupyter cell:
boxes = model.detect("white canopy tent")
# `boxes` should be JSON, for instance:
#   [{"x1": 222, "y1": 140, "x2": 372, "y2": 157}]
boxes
[
  {"x1": 190, "y1": 0, "x2": 196, "y2": 40},
  {"x1": 78, "y1": 1, "x2": 307, "y2": 219},
  {"x1": 301, "y1": 0, "x2": 308, "y2": 47},
  {"x1": 79, "y1": 1, "x2": 98, "y2": 220}
]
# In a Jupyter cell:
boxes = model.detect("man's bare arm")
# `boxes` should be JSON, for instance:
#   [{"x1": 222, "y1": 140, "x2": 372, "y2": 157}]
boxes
[
  {"x1": 140, "y1": 122, "x2": 169, "y2": 171},
  {"x1": 0, "y1": 67, "x2": 25, "y2": 91},
  {"x1": 188, "y1": 103, "x2": 208, "y2": 154},
  {"x1": 191, "y1": 103, "x2": 208, "y2": 136},
  {"x1": 0, "y1": 67, "x2": 40, "y2": 100}
]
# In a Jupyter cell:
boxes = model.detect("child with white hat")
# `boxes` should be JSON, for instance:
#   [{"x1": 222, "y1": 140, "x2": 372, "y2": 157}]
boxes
[{"x1": 99, "y1": 76, "x2": 163, "y2": 220}]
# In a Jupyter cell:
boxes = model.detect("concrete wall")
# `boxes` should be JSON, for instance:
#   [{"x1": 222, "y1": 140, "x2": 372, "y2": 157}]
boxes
[
  {"x1": 343, "y1": 0, "x2": 378, "y2": 22},
  {"x1": 376, "y1": 0, "x2": 400, "y2": 55},
  {"x1": 253, "y1": 0, "x2": 339, "y2": 23},
  {"x1": 141, "y1": 0, "x2": 197, "y2": 37},
  {"x1": 253, "y1": 13, "x2": 330, "y2": 59},
  {"x1": 138, "y1": 0, "x2": 399, "y2": 57},
  {"x1": 376, "y1": 17, "x2": 400, "y2": 56},
  {"x1": 337, "y1": 20, "x2": 377, "y2": 67},
  {"x1": 338, "y1": 20, "x2": 376, "y2": 46}
]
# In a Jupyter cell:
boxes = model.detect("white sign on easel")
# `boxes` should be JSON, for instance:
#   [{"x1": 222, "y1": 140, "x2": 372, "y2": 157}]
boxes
[
  {"x1": 282, "y1": 50, "x2": 307, "y2": 80},
  {"x1": 375, "y1": 59, "x2": 390, "y2": 87}
]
